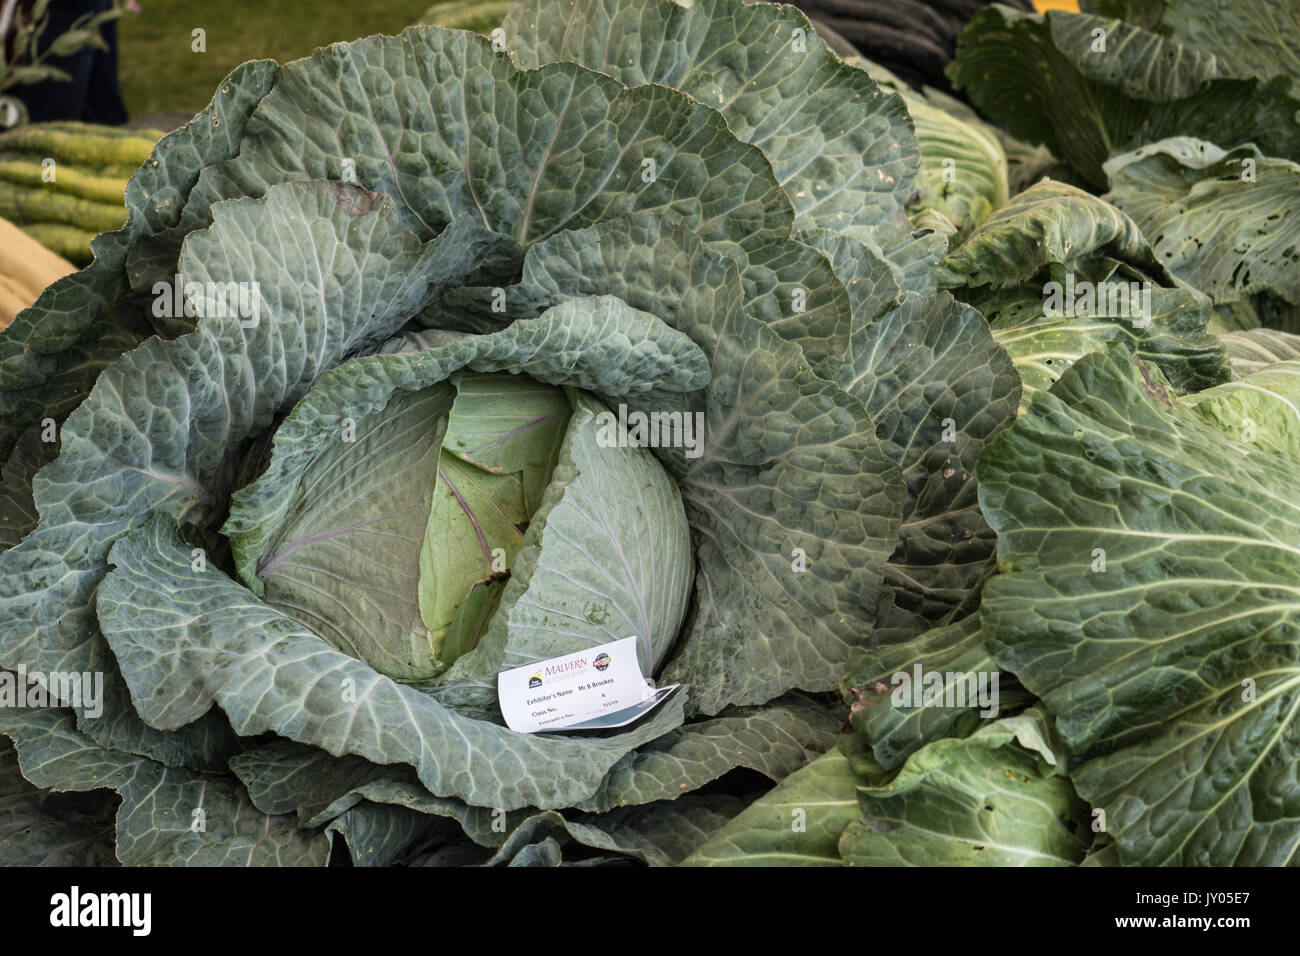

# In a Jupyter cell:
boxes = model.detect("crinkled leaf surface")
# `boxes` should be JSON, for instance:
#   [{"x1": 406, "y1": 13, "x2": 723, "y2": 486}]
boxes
[
  {"x1": 230, "y1": 693, "x2": 837, "y2": 826},
  {"x1": 977, "y1": 280, "x2": 1227, "y2": 402},
  {"x1": 477, "y1": 798, "x2": 748, "y2": 867},
  {"x1": 1142, "y1": 0, "x2": 1300, "y2": 87},
  {"x1": 0, "y1": 426, "x2": 53, "y2": 553},
  {"x1": 223, "y1": 294, "x2": 705, "y2": 690},
  {"x1": 680, "y1": 746, "x2": 862, "y2": 866},
  {"x1": 843, "y1": 611, "x2": 998, "y2": 772},
  {"x1": 510, "y1": 213, "x2": 904, "y2": 712},
  {"x1": 230, "y1": 740, "x2": 510, "y2": 837},
  {"x1": 1104, "y1": 138, "x2": 1300, "y2": 306},
  {"x1": 0, "y1": 734, "x2": 119, "y2": 866},
  {"x1": 503, "y1": 0, "x2": 918, "y2": 243},
  {"x1": 0, "y1": 60, "x2": 279, "y2": 475},
  {"x1": 97, "y1": 512, "x2": 686, "y2": 812},
  {"x1": 0, "y1": 708, "x2": 326, "y2": 865},
  {"x1": 574, "y1": 693, "x2": 841, "y2": 813},
  {"x1": 936, "y1": 180, "x2": 1165, "y2": 291},
  {"x1": 1221, "y1": 328, "x2": 1300, "y2": 377},
  {"x1": 936, "y1": 180, "x2": 1228, "y2": 399},
  {"x1": 172, "y1": 22, "x2": 861, "y2": 356},
  {"x1": 0, "y1": 183, "x2": 494, "y2": 739},
  {"x1": 978, "y1": 346, "x2": 1300, "y2": 865},
  {"x1": 833, "y1": 291, "x2": 1020, "y2": 629},
  {"x1": 801, "y1": 235, "x2": 1014, "y2": 637},
  {"x1": 325, "y1": 801, "x2": 454, "y2": 867},
  {"x1": 185, "y1": 27, "x2": 788, "y2": 256},
  {"x1": 234, "y1": 741, "x2": 748, "y2": 867},
  {"x1": 948, "y1": 7, "x2": 1300, "y2": 187},
  {"x1": 839, "y1": 722, "x2": 1091, "y2": 866}
]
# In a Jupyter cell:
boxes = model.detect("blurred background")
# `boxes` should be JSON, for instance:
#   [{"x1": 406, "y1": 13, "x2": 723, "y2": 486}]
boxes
[
  {"x1": 116, "y1": 0, "x2": 1077, "y2": 122},
  {"x1": 6, "y1": 0, "x2": 1080, "y2": 127},
  {"x1": 119, "y1": 1, "x2": 494, "y2": 121}
]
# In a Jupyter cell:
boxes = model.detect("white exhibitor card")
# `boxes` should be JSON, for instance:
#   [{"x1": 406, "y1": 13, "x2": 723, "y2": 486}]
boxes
[{"x1": 497, "y1": 636, "x2": 678, "y2": 733}]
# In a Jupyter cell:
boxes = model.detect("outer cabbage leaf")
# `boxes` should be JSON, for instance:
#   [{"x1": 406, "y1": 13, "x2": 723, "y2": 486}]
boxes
[
  {"x1": 938, "y1": 181, "x2": 1228, "y2": 400},
  {"x1": 1104, "y1": 138, "x2": 1300, "y2": 306},
  {"x1": 157, "y1": 24, "x2": 859, "y2": 367},
  {"x1": 0, "y1": 61, "x2": 279, "y2": 478},
  {"x1": 0, "y1": 734, "x2": 119, "y2": 866},
  {"x1": 0, "y1": 426, "x2": 50, "y2": 552},
  {"x1": 503, "y1": 0, "x2": 919, "y2": 243},
  {"x1": 839, "y1": 719, "x2": 1090, "y2": 866},
  {"x1": 324, "y1": 801, "x2": 455, "y2": 867},
  {"x1": 574, "y1": 694, "x2": 841, "y2": 812},
  {"x1": 842, "y1": 612, "x2": 996, "y2": 771},
  {"x1": 684, "y1": 711, "x2": 1089, "y2": 867},
  {"x1": 232, "y1": 737, "x2": 770, "y2": 866},
  {"x1": 837, "y1": 291, "x2": 1020, "y2": 629},
  {"x1": 936, "y1": 180, "x2": 1165, "y2": 290},
  {"x1": 473, "y1": 799, "x2": 749, "y2": 866},
  {"x1": 0, "y1": 183, "x2": 495, "y2": 750},
  {"x1": 98, "y1": 511, "x2": 687, "y2": 812},
  {"x1": 978, "y1": 346, "x2": 1300, "y2": 865},
  {"x1": 803, "y1": 233, "x2": 1018, "y2": 636},
  {"x1": 164, "y1": 28, "x2": 788, "y2": 257},
  {"x1": 1220, "y1": 329, "x2": 1300, "y2": 377},
  {"x1": 1, "y1": 6, "x2": 859, "y2": 512},
  {"x1": 980, "y1": 280, "x2": 1226, "y2": 403},
  {"x1": 0, "y1": 708, "x2": 327, "y2": 865},
  {"x1": 948, "y1": 7, "x2": 1300, "y2": 188},
  {"x1": 680, "y1": 746, "x2": 863, "y2": 866},
  {"x1": 230, "y1": 692, "x2": 838, "y2": 832},
  {"x1": 1112, "y1": 0, "x2": 1300, "y2": 88},
  {"x1": 1182, "y1": 360, "x2": 1300, "y2": 461},
  {"x1": 231, "y1": 741, "x2": 515, "y2": 837}
]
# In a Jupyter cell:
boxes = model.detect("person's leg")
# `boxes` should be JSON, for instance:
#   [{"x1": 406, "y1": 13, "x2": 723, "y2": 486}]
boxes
[
  {"x1": 82, "y1": 16, "x2": 128, "y2": 124},
  {"x1": 15, "y1": 0, "x2": 124, "y2": 124}
]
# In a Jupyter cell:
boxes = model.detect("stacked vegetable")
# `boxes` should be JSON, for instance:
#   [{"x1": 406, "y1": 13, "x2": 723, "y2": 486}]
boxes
[
  {"x1": 0, "y1": 121, "x2": 160, "y2": 264},
  {"x1": 0, "y1": 214, "x2": 74, "y2": 328}
]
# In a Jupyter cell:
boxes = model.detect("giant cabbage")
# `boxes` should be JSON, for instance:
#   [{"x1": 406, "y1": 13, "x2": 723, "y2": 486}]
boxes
[
  {"x1": 0, "y1": 0, "x2": 1016, "y2": 866},
  {"x1": 4, "y1": 0, "x2": 1297, "y2": 869}
]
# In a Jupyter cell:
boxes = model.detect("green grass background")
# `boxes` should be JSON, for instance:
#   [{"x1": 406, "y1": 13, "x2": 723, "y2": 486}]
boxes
[{"x1": 117, "y1": 0, "x2": 506, "y2": 120}]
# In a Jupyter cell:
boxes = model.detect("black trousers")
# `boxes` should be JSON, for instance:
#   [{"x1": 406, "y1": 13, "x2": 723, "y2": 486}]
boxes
[{"x1": 16, "y1": 0, "x2": 129, "y2": 124}]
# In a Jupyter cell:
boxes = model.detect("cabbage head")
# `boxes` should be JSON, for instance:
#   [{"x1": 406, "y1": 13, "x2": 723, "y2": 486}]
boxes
[{"x1": 0, "y1": 0, "x2": 1012, "y2": 867}]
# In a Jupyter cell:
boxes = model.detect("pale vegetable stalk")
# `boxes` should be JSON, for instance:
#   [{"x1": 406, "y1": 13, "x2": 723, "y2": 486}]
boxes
[{"x1": 0, "y1": 213, "x2": 77, "y2": 326}]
